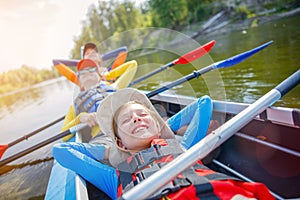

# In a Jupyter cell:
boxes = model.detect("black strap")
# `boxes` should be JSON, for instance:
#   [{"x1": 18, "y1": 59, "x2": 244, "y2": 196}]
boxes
[
  {"x1": 75, "y1": 90, "x2": 94, "y2": 111},
  {"x1": 75, "y1": 87, "x2": 107, "y2": 114},
  {"x1": 135, "y1": 162, "x2": 190, "y2": 200},
  {"x1": 118, "y1": 140, "x2": 183, "y2": 173}
]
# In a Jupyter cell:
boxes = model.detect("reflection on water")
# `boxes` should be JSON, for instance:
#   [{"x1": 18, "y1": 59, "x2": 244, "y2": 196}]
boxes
[
  {"x1": 135, "y1": 13, "x2": 300, "y2": 108},
  {"x1": 206, "y1": 13, "x2": 300, "y2": 108},
  {"x1": 0, "y1": 78, "x2": 74, "y2": 199},
  {"x1": 0, "y1": 78, "x2": 71, "y2": 117},
  {"x1": 0, "y1": 159, "x2": 54, "y2": 199},
  {"x1": 0, "y1": 87, "x2": 41, "y2": 119},
  {"x1": 0, "y1": 78, "x2": 74, "y2": 144}
]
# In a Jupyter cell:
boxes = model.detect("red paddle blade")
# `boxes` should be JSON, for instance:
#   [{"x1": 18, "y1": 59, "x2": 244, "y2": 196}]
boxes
[
  {"x1": 0, "y1": 144, "x2": 8, "y2": 159},
  {"x1": 175, "y1": 40, "x2": 215, "y2": 65}
]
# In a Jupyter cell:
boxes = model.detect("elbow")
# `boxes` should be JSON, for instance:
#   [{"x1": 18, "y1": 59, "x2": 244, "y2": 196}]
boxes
[
  {"x1": 198, "y1": 95, "x2": 212, "y2": 107},
  {"x1": 52, "y1": 143, "x2": 66, "y2": 163}
]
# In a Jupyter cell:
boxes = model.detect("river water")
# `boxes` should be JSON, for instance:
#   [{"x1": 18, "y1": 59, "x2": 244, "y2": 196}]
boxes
[{"x1": 0, "y1": 12, "x2": 299, "y2": 199}]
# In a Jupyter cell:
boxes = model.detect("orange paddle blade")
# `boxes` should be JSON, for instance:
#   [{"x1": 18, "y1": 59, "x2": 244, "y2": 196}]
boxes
[
  {"x1": 111, "y1": 51, "x2": 127, "y2": 70},
  {"x1": 55, "y1": 63, "x2": 81, "y2": 86},
  {"x1": 0, "y1": 144, "x2": 8, "y2": 159}
]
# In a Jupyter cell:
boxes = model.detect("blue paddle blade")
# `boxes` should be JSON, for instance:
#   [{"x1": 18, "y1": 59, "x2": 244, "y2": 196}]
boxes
[{"x1": 214, "y1": 41, "x2": 273, "y2": 69}]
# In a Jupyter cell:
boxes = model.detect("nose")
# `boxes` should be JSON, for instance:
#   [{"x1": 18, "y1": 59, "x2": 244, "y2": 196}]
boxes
[{"x1": 132, "y1": 113, "x2": 141, "y2": 123}]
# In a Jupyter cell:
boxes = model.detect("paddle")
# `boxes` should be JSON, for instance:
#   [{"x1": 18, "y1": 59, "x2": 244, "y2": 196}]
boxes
[
  {"x1": 146, "y1": 41, "x2": 273, "y2": 98},
  {"x1": 128, "y1": 40, "x2": 216, "y2": 87},
  {"x1": 0, "y1": 41, "x2": 272, "y2": 165},
  {"x1": 52, "y1": 46, "x2": 128, "y2": 67},
  {"x1": 0, "y1": 116, "x2": 65, "y2": 159},
  {"x1": 109, "y1": 51, "x2": 128, "y2": 71},
  {"x1": 121, "y1": 69, "x2": 300, "y2": 200},
  {"x1": 53, "y1": 46, "x2": 128, "y2": 86},
  {"x1": 0, "y1": 124, "x2": 88, "y2": 166},
  {"x1": 54, "y1": 63, "x2": 81, "y2": 86}
]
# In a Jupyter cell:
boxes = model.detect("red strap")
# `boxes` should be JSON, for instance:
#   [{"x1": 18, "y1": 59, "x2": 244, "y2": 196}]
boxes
[{"x1": 151, "y1": 138, "x2": 168, "y2": 146}]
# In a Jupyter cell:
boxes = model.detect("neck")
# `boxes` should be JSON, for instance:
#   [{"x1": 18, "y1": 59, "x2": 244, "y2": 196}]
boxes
[
  {"x1": 83, "y1": 84, "x2": 94, "y2": 90},
  {"x1": 83, "y1": 80, "x2": 101, "y2": 90}
]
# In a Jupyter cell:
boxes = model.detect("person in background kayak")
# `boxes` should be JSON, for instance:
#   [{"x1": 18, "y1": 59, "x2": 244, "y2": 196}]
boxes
[
  {"x1": 82, "y1": 42, "x2": 102, "y2": 65},
  {"x1": 81, "y1": 42, "x2": 108, "y2": 79},
  {"x1": 52, "y1": 89, "x2": 275, "y2": 200},
  {"x1": 60, "y1": 43, "x2": 138, "y2": 141}
]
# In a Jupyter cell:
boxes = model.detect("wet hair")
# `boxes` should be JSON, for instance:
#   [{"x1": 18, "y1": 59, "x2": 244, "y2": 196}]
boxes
[{"x1": 112, "y1": 101, "x2": 160, "y2": 139}]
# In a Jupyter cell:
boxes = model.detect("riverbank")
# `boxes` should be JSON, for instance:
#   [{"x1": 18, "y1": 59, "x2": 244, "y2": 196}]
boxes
[{"x1": 191, "y1": 7, "x2": 300, "y2": 40}]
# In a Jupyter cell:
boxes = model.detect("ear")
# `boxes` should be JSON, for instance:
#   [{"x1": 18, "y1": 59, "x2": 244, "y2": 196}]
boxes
[{"x1": 116, "y1": 138, "x2": 127, "y2": 150}]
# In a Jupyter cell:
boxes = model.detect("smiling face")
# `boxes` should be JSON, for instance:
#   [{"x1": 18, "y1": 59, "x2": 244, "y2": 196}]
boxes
[
  {"x1": 84, "y1": 49, "x2": 107, "y2": 76},
  {"x1": 114, "y1": 102, "x2": 160, "y2": 151},
  {"x1": 78, "y1": 66, "x2": 101, "y2": 90},
  {"x1": 84, "y1": 48, "x2": 100, "y2": 62}
]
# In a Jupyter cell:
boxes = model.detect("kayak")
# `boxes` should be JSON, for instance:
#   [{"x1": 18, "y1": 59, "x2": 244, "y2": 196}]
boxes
[{"x1": 45, "y1": 91, "x2": 300, "y2": 200}]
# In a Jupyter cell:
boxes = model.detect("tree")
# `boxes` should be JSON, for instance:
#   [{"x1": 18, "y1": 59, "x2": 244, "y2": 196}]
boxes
[
  {"x1": 71, "y1": 0, "x2": 150, "y2": 58},
  {"x1": 149, "y1": 0, "x2": 188, "y2": 29}
]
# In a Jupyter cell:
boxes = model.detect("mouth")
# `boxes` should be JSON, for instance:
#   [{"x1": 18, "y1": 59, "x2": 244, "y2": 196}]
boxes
[{"x1": 132, "y1": 125, "x2": 148, "y2": 134}]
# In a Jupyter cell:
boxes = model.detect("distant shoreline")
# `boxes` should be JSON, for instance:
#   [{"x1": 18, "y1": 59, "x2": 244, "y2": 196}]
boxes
[
  {"x1": 0, "y1": 77, "x2": 67, "y2": 98},
  {"x1": 201, "y1": 7, "x2": 300, "y2": 39}
]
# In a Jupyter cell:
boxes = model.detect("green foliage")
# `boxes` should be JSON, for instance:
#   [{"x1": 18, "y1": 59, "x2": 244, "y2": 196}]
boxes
[
  {"x1": 186, "y1": 0, "x2": 217, "y2": 23},
  {"x1": 71, "y1": 0, "x2": 150, "y2": 59},
  {"x1": 0, "y1": 65, "x2": 60, "y2": 94},
  {"x1": 149, "y1": 0, "x2": 189, "y2": 29},
  {"x1": 263, "y1": 0, "x2": 299, "y2": 11},
  {"x1": 250, "y1": 18, "x2": 258, "y2": 28},
  {"x1": 234, "y1": 4, "x2": 250, "y2": 20}
]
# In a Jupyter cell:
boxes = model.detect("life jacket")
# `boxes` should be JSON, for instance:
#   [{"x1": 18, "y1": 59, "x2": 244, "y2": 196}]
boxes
[
  {"x1": 74, "y1": 81, "x2": 116, "y2": 115},
  {"x1": 116, "y1": 139, "x2": 275, "y2": 200}
]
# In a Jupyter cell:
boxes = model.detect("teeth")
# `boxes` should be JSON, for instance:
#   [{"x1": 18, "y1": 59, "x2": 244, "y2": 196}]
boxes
[{"x1": 134, "y1": 127, "x2": 146, "y2": 134}]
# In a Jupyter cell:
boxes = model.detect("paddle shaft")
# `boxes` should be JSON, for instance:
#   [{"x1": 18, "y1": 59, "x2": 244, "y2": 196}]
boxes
[
  {"x1": 128, "y1": 40, "x2": 215, "y2": 87},
  {"x1": 147, "y1": 66, "x2": 212, "y2": 98},
  {"x1": 129, "y1": 61, "x2": 175, "y2": 86},
  {"x1": 0, "y1": 124, "x2": 87, "y2": 166},
  {"x1": 146, "y1": 41, "x2": 272, "y2": 98},
  {"x1": 6, "y1": 116, "x2": 65, "y2": 147},
  {"x1": 53, "y1": 46, "x2": 128, "y2": 66},
  {"x1": 121, "y1": 70, "x2": 300, "y2": 200}
]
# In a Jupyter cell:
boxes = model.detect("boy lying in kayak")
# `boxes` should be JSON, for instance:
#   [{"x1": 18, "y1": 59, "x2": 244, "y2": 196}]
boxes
[
  {"x1": 53, "y1": 88, "x2": 274, "y2": 200},
  {"x1": 60, "y1": 43, "x2": 137, "y2": 141}
]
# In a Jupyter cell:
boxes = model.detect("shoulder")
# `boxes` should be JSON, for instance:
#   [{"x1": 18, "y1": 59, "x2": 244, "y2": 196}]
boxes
[
  {"x1": 90, "y1": 132, "x2": 114, "y2": 146},
  {"x1": 97, "y1": 81, "x2": 116, "y2": 90}
]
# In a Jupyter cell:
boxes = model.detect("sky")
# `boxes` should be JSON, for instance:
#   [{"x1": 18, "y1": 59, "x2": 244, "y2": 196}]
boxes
[{"x1": 0, "y1": 0, "x2": 97, "y2": 73}]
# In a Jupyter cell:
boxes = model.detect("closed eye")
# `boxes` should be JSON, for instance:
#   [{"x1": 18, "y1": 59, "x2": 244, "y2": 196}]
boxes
[
  {"x1": 137, "y1": 111, "x2": 149, "y2": 117},
  {"x1": 121, "y1": 118, "x2": 130, "y2": 124}
]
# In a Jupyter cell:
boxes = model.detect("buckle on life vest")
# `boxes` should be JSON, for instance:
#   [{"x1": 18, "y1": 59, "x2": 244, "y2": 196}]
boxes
[
  {"x1": 118, "y1": 144, "x2": 164, "y2": 173},
  {"x1": 135, "y1": 163, "x2": 192, "y2": 200},
  {"x1": 147, "y1": 177, "x2": 192, "y2": 200}
]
